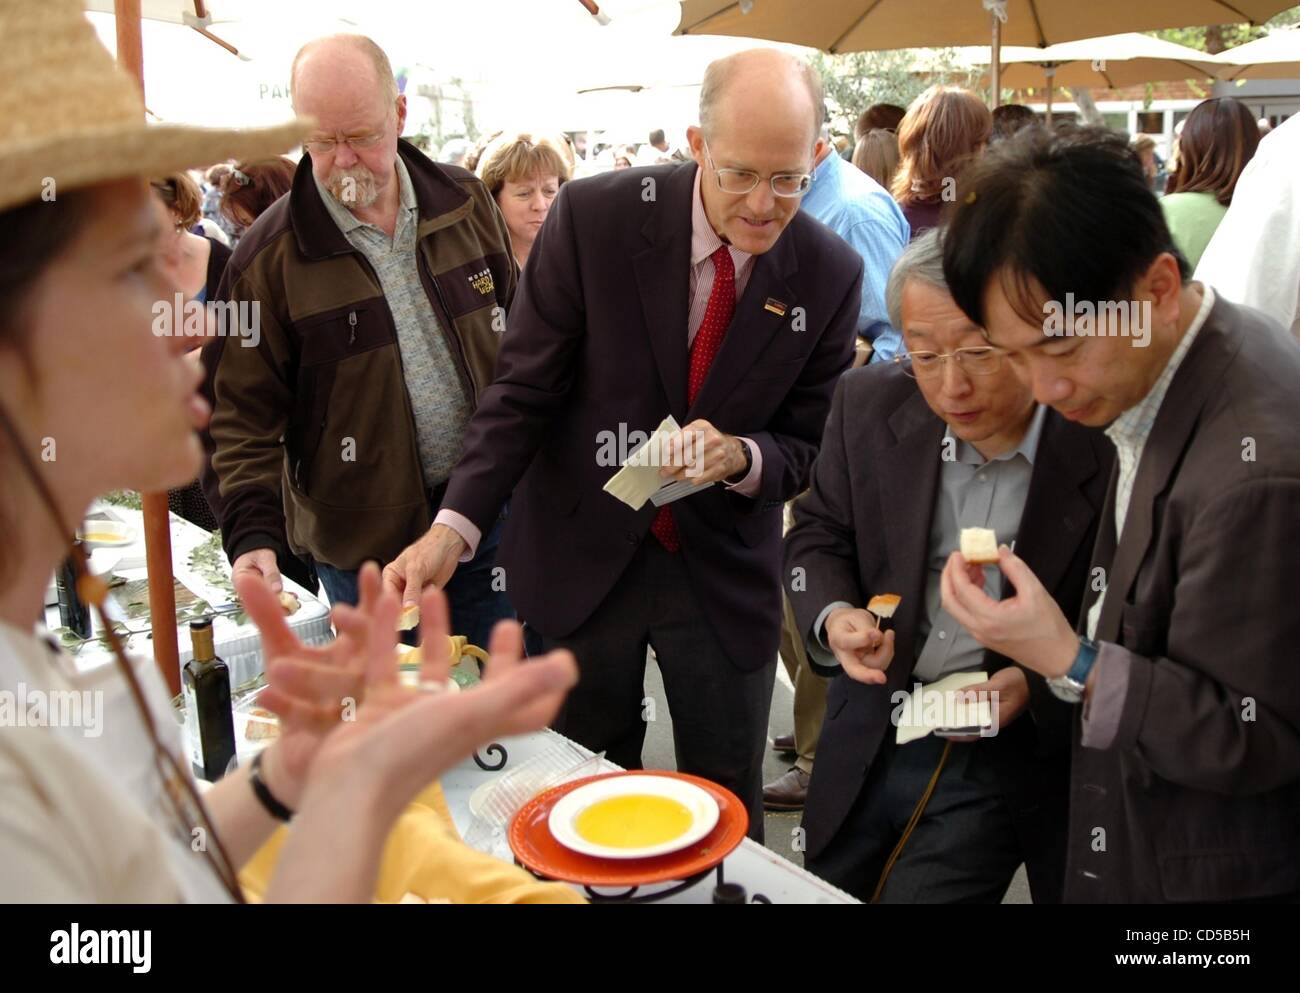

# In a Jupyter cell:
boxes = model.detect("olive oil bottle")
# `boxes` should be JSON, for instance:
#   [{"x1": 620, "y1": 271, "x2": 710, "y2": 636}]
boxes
[{"x1": 183, "y1": 618, "x2": 236, "y2": 781}]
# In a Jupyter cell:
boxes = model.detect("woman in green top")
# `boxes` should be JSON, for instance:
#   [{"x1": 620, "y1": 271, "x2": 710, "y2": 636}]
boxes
[{"x1": 1161, "y1": 98, "x2": 1260, "y2": 269}]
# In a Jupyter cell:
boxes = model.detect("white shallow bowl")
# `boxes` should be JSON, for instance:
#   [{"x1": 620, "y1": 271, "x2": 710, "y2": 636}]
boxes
[
  {"x1": 77, "y1": 520, "x2": 136, "y2": 547},
  {"x1": 548, "y1": 774, "x2": 719, "y2": 860}
]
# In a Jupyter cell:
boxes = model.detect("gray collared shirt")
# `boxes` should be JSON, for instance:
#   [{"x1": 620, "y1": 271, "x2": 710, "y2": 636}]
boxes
[
  {"x1": 314, "y1": 158, "x2": 472, "y2": 488},
  {"x1": 810, "y1": 405, "x2": 1046, "y2": 680},
  {"x1": 912, "y1": 404, "x2": 1046, "y2": 681}
]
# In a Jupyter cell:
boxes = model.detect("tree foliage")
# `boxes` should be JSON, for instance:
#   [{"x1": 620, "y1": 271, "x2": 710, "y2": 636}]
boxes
[
  {"x1": 810, "y1": 49, "x2": 982, "y2": 134},
  {"x1": 1153, "y1": 5, "x2": 1300, "y2": 52}
]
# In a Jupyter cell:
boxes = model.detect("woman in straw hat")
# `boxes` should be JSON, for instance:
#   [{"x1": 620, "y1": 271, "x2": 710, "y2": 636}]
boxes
[{"x1": 0, "y1": 0, "x2": 576, "y2": 902}]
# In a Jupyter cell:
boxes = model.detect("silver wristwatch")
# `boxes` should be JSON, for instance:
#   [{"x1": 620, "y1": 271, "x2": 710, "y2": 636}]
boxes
[{"x1": 1047, "y1": 637, "x2": 1100, "y2": 703}]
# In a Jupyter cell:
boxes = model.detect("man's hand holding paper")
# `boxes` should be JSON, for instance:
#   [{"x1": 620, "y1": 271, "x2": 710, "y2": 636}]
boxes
[{"x1": 658, "y1": 418, "x2": 750, "y2": 487}]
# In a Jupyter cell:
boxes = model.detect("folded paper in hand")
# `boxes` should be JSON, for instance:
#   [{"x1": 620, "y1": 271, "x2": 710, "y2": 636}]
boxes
[
  {"x1": 894, "y1": 671, "x2": 994, "y2": 745},
  {"x1": 602, "y1": 415, "x2": 715, "y2": 510}
]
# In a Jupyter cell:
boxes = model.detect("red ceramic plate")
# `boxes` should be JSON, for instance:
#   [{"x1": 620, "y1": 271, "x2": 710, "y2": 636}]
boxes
[{"x1": 509, "y1": 770, "x2": 749, "y2": 887}]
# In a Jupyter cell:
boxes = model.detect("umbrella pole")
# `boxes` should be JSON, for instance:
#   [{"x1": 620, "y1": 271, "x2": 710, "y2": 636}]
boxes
[
  {"x1": 113, "y1": 0, "x2": 144, "y2": 95},
  {"x1": 115, "y1": 0, "x2": 182, "y2": 697},
  {"x1": 990, "y1": 15, "x2": 1002, "y2": 109}
]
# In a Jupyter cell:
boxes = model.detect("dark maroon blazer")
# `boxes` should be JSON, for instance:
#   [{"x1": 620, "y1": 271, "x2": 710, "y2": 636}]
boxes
[
  {"x1": 441, "y1": 161, "x2": 864, "y2": 670},
  {"x1": 786, "y1": 364, "x2": 1113, "y2": 900}
]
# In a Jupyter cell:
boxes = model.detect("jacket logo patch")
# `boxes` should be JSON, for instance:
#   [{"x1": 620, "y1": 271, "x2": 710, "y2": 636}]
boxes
[{"x1": 469, "y1": 268, "x2": 495, "y2": 296}]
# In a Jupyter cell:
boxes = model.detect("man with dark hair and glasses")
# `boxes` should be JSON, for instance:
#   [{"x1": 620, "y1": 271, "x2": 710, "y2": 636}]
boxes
[
  {"x1": 938, "y1": 125, "x2": 1300, "y2": 903},
  {"x1": 785, "y1": 229, "x2": 1113, "y2": 901},
  {"x1": 384, "y1": 48, "x2": 864, "y2": 834}
]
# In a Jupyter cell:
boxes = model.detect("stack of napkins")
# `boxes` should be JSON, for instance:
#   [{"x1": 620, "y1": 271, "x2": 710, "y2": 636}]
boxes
[
  {"x1": 602, "y1": 415, "x2": 715, "y2": 510},
  {"x1": 894, "y1": 671, "x2": 995, "y2": 744}
]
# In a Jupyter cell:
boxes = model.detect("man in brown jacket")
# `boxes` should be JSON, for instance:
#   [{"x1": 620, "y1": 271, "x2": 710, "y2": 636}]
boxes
[
  {"x1": 202, "y1": 35, "x2": 518, "y2": 648},
  {"x1": 938, "y1": 125, "x2": 1300, "y2": 902}
]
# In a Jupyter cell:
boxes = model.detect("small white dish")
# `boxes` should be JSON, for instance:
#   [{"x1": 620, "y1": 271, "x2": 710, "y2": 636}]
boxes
[
  {"x1": 548, "y1": 774, "x2": 719, "y2": 860},
  {"x1": 77, "y1": 520, "x2": 136, "y2": 547}
]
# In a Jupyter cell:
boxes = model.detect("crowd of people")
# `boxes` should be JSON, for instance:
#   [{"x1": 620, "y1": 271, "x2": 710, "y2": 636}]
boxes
[{"x1": 2, "y1": 0, "x2": 1298, "y2": 904}]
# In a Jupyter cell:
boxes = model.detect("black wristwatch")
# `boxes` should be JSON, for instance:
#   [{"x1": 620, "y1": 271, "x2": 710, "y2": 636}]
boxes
[
  {"x1": 726, "y1": 437, "x2": 753, "y2": 484},
  {"x1": 250, "y1": 749, "x2": 295, "y2": 822}
]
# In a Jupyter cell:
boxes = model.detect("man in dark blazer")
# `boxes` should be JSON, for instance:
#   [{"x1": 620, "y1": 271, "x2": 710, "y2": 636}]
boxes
[
  {"x1": 382, "y1": 50, "x2": 864, "y2": 834},
  {"x1": 941, "y1": 125, "x2": 1300, "y2": 902},
  {"x1": 786, "y1": 230, "x2": 1112, "y2": 902}
]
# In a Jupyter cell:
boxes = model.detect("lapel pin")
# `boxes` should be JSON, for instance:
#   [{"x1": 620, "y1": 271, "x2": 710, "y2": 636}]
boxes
[{"x1": 763, "y1": 298, "x2": 788, "y2": 316}]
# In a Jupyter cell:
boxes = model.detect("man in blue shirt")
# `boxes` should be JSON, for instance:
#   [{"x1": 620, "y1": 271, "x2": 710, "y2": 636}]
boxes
[{"x1": 800, "y1": 126, "x2": 910, "y2": 363}]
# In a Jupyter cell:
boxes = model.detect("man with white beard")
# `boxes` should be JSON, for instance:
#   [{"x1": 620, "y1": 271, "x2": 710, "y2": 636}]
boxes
[{"x1": 201, "y1": 35, "x2": 518, "y2": 647}]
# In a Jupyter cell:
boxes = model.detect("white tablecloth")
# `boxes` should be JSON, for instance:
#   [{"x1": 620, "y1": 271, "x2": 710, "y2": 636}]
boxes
[
  {"x1": 43, "y1": 502, "x2": 331, "y2": 689},
  {"x1": 440, "y1": 728, "x2": 858, "y2": 905}
]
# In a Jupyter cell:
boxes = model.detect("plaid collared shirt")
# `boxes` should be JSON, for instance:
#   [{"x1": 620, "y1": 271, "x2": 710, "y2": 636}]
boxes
[
  {"x1": 314, "y1": 158, "x2": 473, "y2": 488},
  {"x1": 1087, "y1": 285, "x2": 1215, "y2": 639}
]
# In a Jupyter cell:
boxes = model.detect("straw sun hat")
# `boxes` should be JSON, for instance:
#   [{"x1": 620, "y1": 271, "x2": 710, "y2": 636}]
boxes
[{"x1": 0, "y1": 0, "x2": 312, "y2": 214}]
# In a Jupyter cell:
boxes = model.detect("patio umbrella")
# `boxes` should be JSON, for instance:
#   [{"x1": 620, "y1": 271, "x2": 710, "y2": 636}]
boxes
[
  {"x1": 1215, "y1": 25, "x2": 1300, "y2": 80},
  {"x1": 676, "y1": 1, "x2": 1298, "y2": 106},
  {"x1": 958, "y1": 33, "x2": 1227, "y2": 122}
]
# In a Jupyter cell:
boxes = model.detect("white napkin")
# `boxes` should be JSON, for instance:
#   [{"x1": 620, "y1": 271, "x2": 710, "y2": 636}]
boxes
[
  {"x1": 894, "y1": 671, "x2": 994, "y2": 745},
  {"x1": 602, "y1": 415, "x2": 714, "y2": 510}
]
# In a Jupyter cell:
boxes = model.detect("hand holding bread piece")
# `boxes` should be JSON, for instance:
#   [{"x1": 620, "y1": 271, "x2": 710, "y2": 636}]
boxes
[
  {"x1": 867, "y1": 593, "x2": 901, "y2": 628},
  {"x1": 396, "y1": 603, "x2": 420, "y2": 632},
  {"x1": 960, "y1": 527, "x2": 1000, "y2": 565}
]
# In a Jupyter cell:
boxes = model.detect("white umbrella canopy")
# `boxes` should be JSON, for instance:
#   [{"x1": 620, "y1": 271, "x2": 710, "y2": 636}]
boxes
[
  {"x1": 958, "y1": 32, "x2": 1227, "y2": 90},
  {"x1": 83, "y1": 1, "x2": 758, "y2": 133},
  {"x1": 676, "y1": 0, "x2": 1300, "y2": 52},
  {"x1": 1215, "y1": 25, "x2": 1300, "y2": 79}
]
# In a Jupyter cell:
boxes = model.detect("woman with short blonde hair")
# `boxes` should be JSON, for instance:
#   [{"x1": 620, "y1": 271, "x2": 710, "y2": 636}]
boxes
[
  {"x1": 476, "y1": 131, "x2": 572, "y2": 267},
  {"x1": 891, "y1": 86, "x2": 991, "y2": 239}
]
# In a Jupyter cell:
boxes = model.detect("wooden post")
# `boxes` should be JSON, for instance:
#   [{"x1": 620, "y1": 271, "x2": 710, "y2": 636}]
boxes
[
  {"x1": 990, "y1": 16, "x2": 1002, "y2": 109},
  {"x1": 142, "y1": 492, "x2": 181, "y2": 695},
  {"x1": 113, "y1": 0, "x2": 144, "y2": 101},
  {"x1": 115, "y1": 0, "x2": 182, "y2": 696}
]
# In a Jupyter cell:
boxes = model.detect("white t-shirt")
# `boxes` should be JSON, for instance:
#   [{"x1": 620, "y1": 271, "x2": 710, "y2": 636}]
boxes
[
  {"x1": 0, "y1": 620, "x2": 233, "y2": 902},
  {"x1": 1195, "y1": 115, "x2": 1300, "y2": 339}
]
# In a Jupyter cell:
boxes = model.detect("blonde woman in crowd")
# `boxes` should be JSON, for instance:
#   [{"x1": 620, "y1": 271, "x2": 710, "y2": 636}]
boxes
[{"x1": 476, "y1": 130, "x2": 572, "y2": 268}]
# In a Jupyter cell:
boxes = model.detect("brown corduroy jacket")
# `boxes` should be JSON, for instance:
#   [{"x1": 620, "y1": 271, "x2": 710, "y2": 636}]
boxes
[
  {"x1": 201, "y1": 139, "x2": 517, "y2": 571},
  {"x1": 1066, "y1": 294, "x2": 1300, "y2": 903}
]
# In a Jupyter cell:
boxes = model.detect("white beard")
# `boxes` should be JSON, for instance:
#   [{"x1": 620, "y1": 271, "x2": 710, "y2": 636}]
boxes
[{"x1": 327, "y1": 165, "x2": 379, "y2": 209}]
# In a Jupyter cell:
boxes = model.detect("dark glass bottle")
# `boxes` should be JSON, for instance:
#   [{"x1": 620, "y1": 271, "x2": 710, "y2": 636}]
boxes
[
  {"x1": 183, "y1": 618, "x2": 236, "y2": 782},
  {"x1": 56, "y1": 554, "x2": 92, "y2": 639}
]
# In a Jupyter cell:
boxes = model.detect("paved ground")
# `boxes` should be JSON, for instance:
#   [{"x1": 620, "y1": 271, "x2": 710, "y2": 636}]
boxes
[{"x1": 637, "y1": 650, "x2": 1031, "y2": 904}]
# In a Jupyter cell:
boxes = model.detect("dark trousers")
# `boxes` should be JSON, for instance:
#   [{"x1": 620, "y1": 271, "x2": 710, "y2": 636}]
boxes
[
  {"x1": 523, "y1": 539, "x2": 776, "y2": 842},
  {"x1": 806, "y1": 733, "x2": 1023, "y2": 903},
  {"x1": 317, "y1": 512, "x2": 515, "y2": 653}
]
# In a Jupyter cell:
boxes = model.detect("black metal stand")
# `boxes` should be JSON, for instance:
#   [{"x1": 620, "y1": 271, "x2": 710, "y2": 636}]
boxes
[
  {"x1": 473, "y1": 742, "x2": 508, "y2": 771},
  {"x1": 519, "y1": 858, "x2": 772, "y2": 904}
]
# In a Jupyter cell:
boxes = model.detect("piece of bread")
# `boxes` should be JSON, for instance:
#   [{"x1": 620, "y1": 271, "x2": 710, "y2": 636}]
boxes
[
  {"x1": 397, "y1": 603, "x2": 420, "y2": 632},
  {"x1": 960, "y1": 527, "x2": 1000, "y2": 565},
  {"x1": 278, "y1": 591, "x2": 300, "y2": 616},
  {"x1": 867, "y1": 593, "x2": 901, "y2": 619},
  {"x1": 244, "y1": 707, "x2": 280, "y2": 741}
]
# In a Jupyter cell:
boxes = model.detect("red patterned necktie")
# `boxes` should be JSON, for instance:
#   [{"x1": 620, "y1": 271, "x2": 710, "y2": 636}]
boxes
[{"x1": 651, "y1": 244, "x2": 737, "y2": 552}]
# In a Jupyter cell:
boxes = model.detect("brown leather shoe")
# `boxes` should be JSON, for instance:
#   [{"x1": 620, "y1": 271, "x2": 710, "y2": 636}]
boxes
[
  {"x1": 762, "y1": 766, "x2": 811, "y2": 810},
  {"x1": 771, "y1": 733, "x2": 796, "y2": 754}
]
